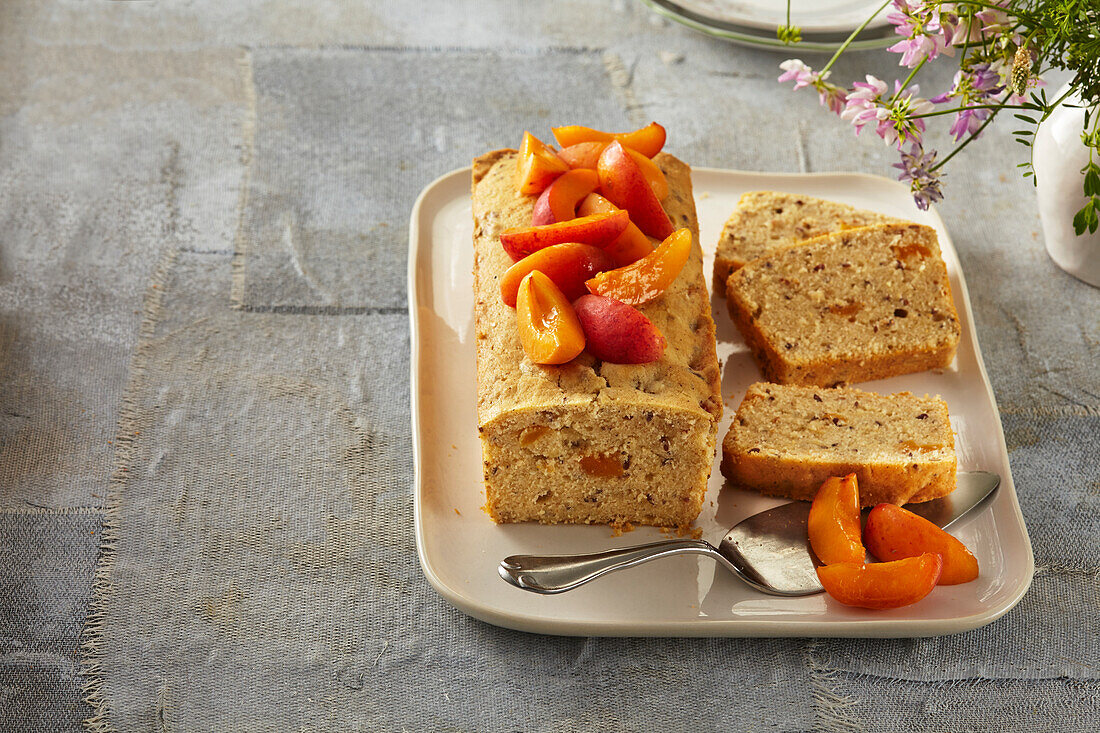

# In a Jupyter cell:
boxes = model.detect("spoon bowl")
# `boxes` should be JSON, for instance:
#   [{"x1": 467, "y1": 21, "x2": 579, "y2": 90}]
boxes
[{"x1": 499, "y1": 471, "x2": 1000, "y2": 596}]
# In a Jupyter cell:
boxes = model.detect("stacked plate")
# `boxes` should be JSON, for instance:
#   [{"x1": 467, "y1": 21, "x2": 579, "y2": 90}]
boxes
[{"x1": 641, "y1": 0, "x2": 897, "y2": 52}]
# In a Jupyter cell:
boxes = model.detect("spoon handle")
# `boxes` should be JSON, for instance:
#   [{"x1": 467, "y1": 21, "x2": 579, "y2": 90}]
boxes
[{"x1": 499, "y1": 539, "x2": 721, "y2": 594}]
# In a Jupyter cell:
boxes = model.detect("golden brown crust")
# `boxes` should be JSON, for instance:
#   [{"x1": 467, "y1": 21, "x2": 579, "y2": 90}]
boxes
[
  {"x1": 471, "y1": 150, "x2": 721, "y2": 526},
  {"x1": 721, "y1": 383, "x2": 957, "y2": 507}
]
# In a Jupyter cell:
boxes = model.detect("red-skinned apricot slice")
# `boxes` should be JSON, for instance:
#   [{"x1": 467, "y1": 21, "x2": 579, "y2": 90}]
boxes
[
  {"x1": 499, "y1": 210, "x2": 629, "y2": 262},
  {"x1": 576, "y1": 193, "x2": 654, "y2": 266},
  {"x1": 499, "y1": 243, "x2": 614, "y2": 307},
  {"x1": 808, "y1": 474, "x2": 865, "y2": 566},
  {"x1": 559, "y1": 143, "x2": 668, "y2": 200},
  {"x1": 531, "y1": 169, "x2": 600, "y2": 226},
  {"x1": 573, "y1": 294, "x2": 665, "y2": 364},
  {"x1": 515, "y1": 132, "x2": 569, "y2": 196},
  {"x1": 515, "y1": 271, "x2": 585, "y2": 365},
  {"x1": 864, "y1": 504, "x2": 979, "y2": 585},
  {"x1": 585, "y1": 228, "x2": 691, "y2": 305},
  {"x1": 816, "y1": 554, "x2": 943, "y2": 609},
  {"x1": 597, "y1": 142, "x2": 674, "y2": 240},
  {"x1": 552, "y1": 122, "x2": 666, "y2": 158}
]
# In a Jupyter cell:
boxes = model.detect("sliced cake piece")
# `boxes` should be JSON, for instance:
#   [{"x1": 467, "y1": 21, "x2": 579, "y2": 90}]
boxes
[
  {"x1": 713, "y1": 191, "x2": 908, "y2": 293},
  {"x1": 725, "y1": 222, "x2": 961, "y2": 387},
  {"x1": 721, "y1": 382, "x2": 956, "y2": 506}
]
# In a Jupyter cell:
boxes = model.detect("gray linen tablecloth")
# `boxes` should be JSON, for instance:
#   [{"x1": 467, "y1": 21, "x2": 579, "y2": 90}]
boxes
[{"x1": 2, "y1": 1, "x2": 1098, "y2": 730}]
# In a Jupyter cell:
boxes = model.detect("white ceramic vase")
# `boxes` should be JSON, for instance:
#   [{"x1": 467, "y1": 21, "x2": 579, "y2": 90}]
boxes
[{"x1": 1033, "y1": 85, "x2": 1100, "y2": 287}]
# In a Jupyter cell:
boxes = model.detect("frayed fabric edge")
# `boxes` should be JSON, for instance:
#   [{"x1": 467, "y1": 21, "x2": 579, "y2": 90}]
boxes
[{"x1": 79, "y1": 247, "x2": 179, "y2": 732}]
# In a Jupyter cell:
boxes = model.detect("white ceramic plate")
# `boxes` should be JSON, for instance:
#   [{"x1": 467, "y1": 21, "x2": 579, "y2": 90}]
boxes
[
  {"x1": 409, "y1": 166, "x2": 1034, "y2": 637},
  {"x1": 640, "y1": 0, "x2": 897, "y2": 53}
]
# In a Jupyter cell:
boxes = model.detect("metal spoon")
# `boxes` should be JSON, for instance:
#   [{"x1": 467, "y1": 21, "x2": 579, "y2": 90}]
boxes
[{"x1": 498, "y1": 470, "x2": 1000, "y2": 596}]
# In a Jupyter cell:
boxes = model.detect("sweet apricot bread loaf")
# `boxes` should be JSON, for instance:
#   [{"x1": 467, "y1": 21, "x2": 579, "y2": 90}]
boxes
[
  {"x1": 722, "y1": 383, "x2": 956, "y2": 506},
  {"x1": 725, "y1": 223, "x2": 961, "y2": 387},
  {"x1": 472, "y1": 149, "x2": 722, "y2": 526},
  {"x1": 713, "y1": 191, "x2": 907, "y2": 293}
]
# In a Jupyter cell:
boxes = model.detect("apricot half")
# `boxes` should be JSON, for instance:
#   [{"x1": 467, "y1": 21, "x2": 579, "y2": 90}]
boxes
[
  {"x1": 597, "y1": 142, "x2": 674, "y2": 240},
  {"x1": 552, "y1": 122, "x2": 666, "y2": 158},
  {"x1": 808, "y1": 474, "x2": 865, "y2": 566},
  {"x1": 864, "y1": 504, "x2": 979, "y2": 585},
  {"x1": 515, "y1": 271, "x2": 585, "y2": 365},
  {"x1": 816, "y1": 554, "x2": 943, "y2": 610},
  {"x1": 499, "y1": 243, "x2": 613, "y2": 307},
  {"x1": 499, "y1": 210, "x2": 629, "y2": 262},
  {"x1": 585, "y1": 228, "x2": 691, "y2": 306}
]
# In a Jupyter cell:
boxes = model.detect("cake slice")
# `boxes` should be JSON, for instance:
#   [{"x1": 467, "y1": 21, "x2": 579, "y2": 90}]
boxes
[
  {"x1": 472, "y1": 149, "x2": 722, "y2": 527},
  {"x1": 721, "y1": 382, "x2": 956, "y2": 506},
  {"x1": 725, "y1": 222, "x2": 961, "y2": 387},
  {"x1": 713, "y1": 191, "x2": 907, "y2": 294}
]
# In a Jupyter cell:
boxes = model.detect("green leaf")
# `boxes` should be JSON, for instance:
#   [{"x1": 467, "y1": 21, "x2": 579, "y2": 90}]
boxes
[{"x1": 1084, "y1": 168, "x2": 1100, "y2": 197}]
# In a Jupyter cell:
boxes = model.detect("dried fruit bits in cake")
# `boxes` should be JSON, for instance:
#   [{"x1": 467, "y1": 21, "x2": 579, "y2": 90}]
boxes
[
  {"x1": 722, "y1": 382, "x2": 956, "y2": 506},
  {"x1": 725, "y1": 223, "x2": 961, "y2": 387}
]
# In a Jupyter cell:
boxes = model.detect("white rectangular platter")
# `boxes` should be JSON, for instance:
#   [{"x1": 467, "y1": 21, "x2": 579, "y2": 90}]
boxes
[{"x1": 409, "y1": 165, "x2": 1034, "y2": 637}]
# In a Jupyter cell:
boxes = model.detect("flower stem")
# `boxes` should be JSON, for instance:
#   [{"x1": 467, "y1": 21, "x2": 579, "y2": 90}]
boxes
[
  {"x1": 910, "y1": 103, "x2": 1031, "y2": 119},
  {"x1": 930, "y1": 106, "x2": 1003, "y2": 172},
  {"x1": 820, "y1": 0, "x2": 892, "y2": 76},
  {"x1": 892, "y1": 57, "x2": 927, "y2": 103}
]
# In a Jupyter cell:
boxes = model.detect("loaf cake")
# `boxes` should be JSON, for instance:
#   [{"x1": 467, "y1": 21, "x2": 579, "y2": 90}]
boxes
[
  {"x1": 725, "y1": 222, "x2": 961, "y2": 387},
  {"x1": 713, "y1": 191, "x2": 907, "y2": 293},
  {"x1": 722, "y1": 383, "x2": 956, "y2": 506},
  {"x1": 472, "y1": 150, "x2": 722, "y2": 526}
]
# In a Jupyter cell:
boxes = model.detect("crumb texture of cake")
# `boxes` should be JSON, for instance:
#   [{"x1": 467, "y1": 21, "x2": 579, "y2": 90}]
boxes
[
  {"x1": 725, "y1": 222, "x2": 961, "y2": 387},
  {"x1": 722, "y1": 383, "x2": 956, "y2": 506},
  {"x1": 472, "y1": 150, "x2": 722, "y2": 527},
  {"x1": 713, "y1": 191, "x2": 908, "y2": 293}
]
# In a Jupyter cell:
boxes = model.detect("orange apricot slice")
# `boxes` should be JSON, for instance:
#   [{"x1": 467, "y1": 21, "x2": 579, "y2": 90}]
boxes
[
  {"x1": 864, "y1": 504, "x2": 979, "y2": 585},
  {"x1": 576, "y1": 193, "x2": 654, "y2": 266},
  {"x1": 817, "y1": 554, "x2": 943, "y2": 610},
  {"x1": 499, "y1": 243, "x2": 613, "y2": 307},
  {"x1": 552, "y1": 122, "x2": 666, "y2": 158},
  {"x1": 515, "y1": 132, "x2": 568, "y2": 196},
  {"x1": 585, "y1": 228, "x2": 691, "y2": 305},
  {"x1": 515, "y1": 271, "x2": 585, "y2": 365},
  {"x1": 808, "y1": 474, "x2": 865, "y2": 566}
]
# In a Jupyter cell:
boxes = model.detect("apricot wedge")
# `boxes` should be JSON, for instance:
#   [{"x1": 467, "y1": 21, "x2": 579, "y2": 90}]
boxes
[
  {"x1": 576, "y1": 193, "x2": 654, "y2": 266},
  {"x1": 515, "y1": 132, "x2": 569, "y2": 196},
  {"x1": 597, "y1": 142, "x2": 674, "y2": 240},
  {"x1": 573, "y1": 294, "x2": 665, "y2": 364},
  {"x1": 808, "y1": 474, "x2": 865, "y2": 566},
  {"x1": 864, "y1": 504, "x2": 979, "y2": 585},
  {"x1": 499, "y1": 210, "x2": 629, "y2": 262},
  {"x1": 558, "y1": 142, "x2": 607, "y2": 170},
  {"x1": 816, "y1": 554, "x2": 943, "y2": 610},
  {"x1": 499, "y1": 243, "x2": 613, "y2": 307},
  {"x1": 559, "y1": 143, "x2": 668, "y2": 200},
  {"x1": 552, "y1": 122, "x2": 666, "y2": 158},
  {"x1": 532, "y1": 168, "x2": 600, "y2": 225},
  {"x1": 586, "y1": 228, "x2": 691, "y2": 306},
  {"x1": 515, "y1": 271, "x2": 585, "y2": 365}
]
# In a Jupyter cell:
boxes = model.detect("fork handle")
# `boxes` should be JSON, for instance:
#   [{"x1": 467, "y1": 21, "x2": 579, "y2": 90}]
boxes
[{"x1": 498, "y1": 539, "x2": 720, "y2": 594}]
